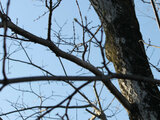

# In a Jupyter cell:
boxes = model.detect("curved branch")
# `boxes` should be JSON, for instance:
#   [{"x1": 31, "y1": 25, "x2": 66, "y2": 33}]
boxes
[
  {"x1": 0, "y1": 19, "x2": 131, "y2": 112},
  {"x1": 1, "y1": 74, "x2": 160, "y2": 85}
]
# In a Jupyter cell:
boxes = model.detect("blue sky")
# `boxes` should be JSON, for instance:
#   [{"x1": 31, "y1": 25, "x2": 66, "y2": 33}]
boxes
[{"x1": 0, "y1": 0, "x2": 160, "y2": 120}]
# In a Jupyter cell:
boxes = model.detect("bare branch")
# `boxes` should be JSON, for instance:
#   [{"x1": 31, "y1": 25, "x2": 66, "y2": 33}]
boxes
[
  {"x1": 47, "y1": 0, "x2": 53, "y2": 40},
  {"x1": 0, "y1": 15, "x2": 131, "y2": 113},
  {"x1": 151, "y1": 0, "x2": 160, "y2": 30},
  {"x1": 0, "y1": 104, "x2": 91, "y2": 117},
  {"x1": 1, "y1": 0, "x2": 11, "y2": 90},
  {"x1": 37, "y1": 81, "x2": 91, "y2": 119},
  {"x1": 0, "y1": 74, "x2": 160, "y2": 85}
]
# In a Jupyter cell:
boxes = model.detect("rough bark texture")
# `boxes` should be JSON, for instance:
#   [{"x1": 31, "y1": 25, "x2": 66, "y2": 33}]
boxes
[{"x1": 90, "y1": 0, "x2": 160, "y2": 119}]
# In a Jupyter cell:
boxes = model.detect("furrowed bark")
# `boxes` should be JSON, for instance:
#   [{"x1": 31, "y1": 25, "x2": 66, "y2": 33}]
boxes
[{"x1": 90, "y1": 0, "x2": 160, "y2": 119}]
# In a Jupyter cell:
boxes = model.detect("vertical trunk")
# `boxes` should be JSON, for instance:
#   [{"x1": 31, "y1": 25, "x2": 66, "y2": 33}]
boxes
[{"x1": 90, "y1": 0, "x2": 160, "y2": 119}]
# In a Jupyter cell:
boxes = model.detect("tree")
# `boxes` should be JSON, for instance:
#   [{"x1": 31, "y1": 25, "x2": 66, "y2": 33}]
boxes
[
  {"x1": 0, "y1": 0, "x2": 160, "y2": 120},
  {"x1": 90, "y1": 0, "x2": 160, "y2": 119}
]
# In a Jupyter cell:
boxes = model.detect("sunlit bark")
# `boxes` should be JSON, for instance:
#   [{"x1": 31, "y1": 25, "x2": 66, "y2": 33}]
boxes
[{"x1": 90, "y1": 0, "x2": 160, "y2": 119}]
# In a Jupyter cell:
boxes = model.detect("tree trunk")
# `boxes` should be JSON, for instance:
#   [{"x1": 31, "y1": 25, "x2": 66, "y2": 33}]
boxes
[{"x1": 89, "y1": 0, "x2": 160, "y2": 119}]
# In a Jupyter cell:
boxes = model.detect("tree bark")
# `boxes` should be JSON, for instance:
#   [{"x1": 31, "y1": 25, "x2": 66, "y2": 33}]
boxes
[{"x1": 90, "y1": 0, "x2": 160, "y2": 119}]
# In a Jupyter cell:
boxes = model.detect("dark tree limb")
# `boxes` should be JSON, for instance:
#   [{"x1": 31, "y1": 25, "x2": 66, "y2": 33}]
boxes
[{"x1": 0, "y1": 13, "x2": 131, "y2": 114}]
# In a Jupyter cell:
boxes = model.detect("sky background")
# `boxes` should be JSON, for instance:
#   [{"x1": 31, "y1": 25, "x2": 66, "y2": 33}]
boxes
[{"x1": 0, "y1": 0, "x2": 160, "y2": 120}]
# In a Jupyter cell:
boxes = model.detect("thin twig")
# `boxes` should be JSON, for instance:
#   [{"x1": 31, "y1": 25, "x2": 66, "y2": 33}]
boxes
[
  {"x1": 76, "y1": 0, "x2": 86, "y2": 61},
  {"x1": 36, "y1": 81, "x2": 91, "y2": 119},
  {"x1": 93, "y1": 81, "x2": 103, "y2": 112},
  {"x1": 47, "y1": 0, "x2": 53, "y2": 40},
  {"x1": 151, "y1": 0, "x2": 160, "y2": 30},
  {"x1": 139, "y1": 39, "x2": 160, "y2": 48}
]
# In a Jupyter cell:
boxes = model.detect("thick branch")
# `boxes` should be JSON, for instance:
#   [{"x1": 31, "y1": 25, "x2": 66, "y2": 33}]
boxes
[
  {"x1": 0, "y1": 20, "x2": 131, "y2": 111},
  {"x1": 1, "y1": 74, "x2": 160, "y2": 85}
]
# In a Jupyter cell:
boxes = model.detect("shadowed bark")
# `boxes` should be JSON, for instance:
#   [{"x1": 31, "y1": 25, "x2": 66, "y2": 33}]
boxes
[{"x1": 90, "y1": 0, "x2": 160, "y2": 119}]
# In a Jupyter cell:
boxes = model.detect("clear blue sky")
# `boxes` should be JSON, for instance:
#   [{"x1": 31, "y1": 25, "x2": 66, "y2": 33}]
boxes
[{"x1": 0, "y1": 0, "x2": 160, "y2": 120}]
